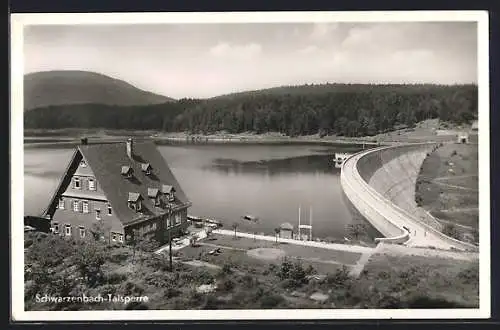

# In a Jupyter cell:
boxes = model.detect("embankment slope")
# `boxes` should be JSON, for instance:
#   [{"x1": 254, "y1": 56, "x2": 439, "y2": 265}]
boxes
[{"x1": 341, "y1": 143, "x2": 478, "y2": 252}]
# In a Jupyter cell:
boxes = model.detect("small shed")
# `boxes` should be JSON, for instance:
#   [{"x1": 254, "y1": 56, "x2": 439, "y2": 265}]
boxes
[
  {"x1": 279, "y1": 222, "x2": 294, "y2": 239},
  {"x1": 471, "y1": 120, "x2": 478, "y2": 132},
  {"x1": 457, "y1": 132, "x2": 469, "y2": 144}
]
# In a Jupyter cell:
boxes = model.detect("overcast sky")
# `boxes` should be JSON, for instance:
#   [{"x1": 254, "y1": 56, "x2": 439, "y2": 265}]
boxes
[{"x1": 24, "y1": 22, "x2": 477, "y2": 99}]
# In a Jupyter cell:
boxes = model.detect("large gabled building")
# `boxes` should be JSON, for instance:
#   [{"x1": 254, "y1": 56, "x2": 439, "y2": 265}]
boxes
[{"x1": 42, "y1": 138, "x2": 191, "y2": 245}]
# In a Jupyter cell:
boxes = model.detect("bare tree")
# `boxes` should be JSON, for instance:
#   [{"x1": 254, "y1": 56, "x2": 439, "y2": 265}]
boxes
[
  {"x1": 231, "y1": 222, "x2": 239, "y2": 239},
  {"x1": 274, "y1": 228, "x2": 280, "y2": 243},
  {"x1": 346, "y1": 223, "x2": 367, "y2": 241}
]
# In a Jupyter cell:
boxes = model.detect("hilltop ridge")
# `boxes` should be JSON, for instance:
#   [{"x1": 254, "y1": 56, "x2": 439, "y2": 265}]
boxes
[{"x1": 24, "y1": 70, "x2": 174, "y2": 111}]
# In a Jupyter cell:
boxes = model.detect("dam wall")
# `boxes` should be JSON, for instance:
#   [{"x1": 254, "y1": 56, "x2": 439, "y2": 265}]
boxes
[{"x1": 341, "y1": 143, "x2": 478, "y2": 252}]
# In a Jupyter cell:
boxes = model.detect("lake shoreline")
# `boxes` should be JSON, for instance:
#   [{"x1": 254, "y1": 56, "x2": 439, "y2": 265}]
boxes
[{"x1": 23, "y1": 129, "x2": 391, "y2": 147}]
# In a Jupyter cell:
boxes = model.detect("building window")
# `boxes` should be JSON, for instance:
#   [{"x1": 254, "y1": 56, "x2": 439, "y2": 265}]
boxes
[
  {"x1": 79, "y1": 226, "x2": 86, "y2": 238},
  {"x1": 165, "y1": 217, "x2": 171, "y2": 228},
  {"x1": 128, "y1": 201, "x2": 142, "y2": 212},
  {"x1": 119, "y1": 234, "x2": 124, "y2": 243},
  {"x1": 53, "y1": 223, "x2": 59, "y2": 234},
  {"x1": 88, "y1": 178, "x2": 96, "y2": 191},
  {"x1": 151, "y1": 197, "x2": 160, "y2": 207},
  {"x1": 73, "y1": 200, "x2": 80, "y2": 212},
  {"x1": 107, "y1": 204, "x2": 112, "y2": 215},
  {"x1": 65, "y1": 224, "x2": 71, "y2": 236},
  {"x1": 175, "y1": 213, "x2": 181, "y2": 225},
  {"x1": 58, "y1": 198, "x2": 65, "y2": 209},
  {"x1": 111, "y1": 232, "x2": 117, "y2": 242},
  {"x1": 80, "y1": 160, "x2": 87, "y2": 167},
  {"x1": 73, "y1": 177, "x2": 81, "y2": 189},
  {"x1": 82, "y1": 201, "x2": 89, "y2": 213},
  {"x1": 96, "y1": 209, "x2": 101, "y2": 220}
]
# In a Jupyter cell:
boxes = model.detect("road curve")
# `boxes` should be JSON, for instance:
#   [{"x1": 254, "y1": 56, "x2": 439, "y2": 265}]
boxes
[{"x1": 340, "y1": 143, "x2": 478, "y2": 252}]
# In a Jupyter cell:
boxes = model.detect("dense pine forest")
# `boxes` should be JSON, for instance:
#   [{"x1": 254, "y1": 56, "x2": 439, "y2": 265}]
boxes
[{"x1": 24, "y1": 84, "x2": 478, "y2": 137}]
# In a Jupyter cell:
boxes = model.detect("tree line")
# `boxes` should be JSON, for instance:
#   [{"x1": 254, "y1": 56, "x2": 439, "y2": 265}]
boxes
[{"x1": 24, "y1": 84, "x2": 478, "y2": 137}]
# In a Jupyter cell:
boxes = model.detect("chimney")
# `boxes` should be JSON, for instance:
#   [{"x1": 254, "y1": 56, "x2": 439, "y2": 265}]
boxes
[
  {"x1": 126, "y1": 138, "x2": 133, "y2": 158},
  {"x1": 81, "y1": 137, "x2": 88, "y2": 145}
]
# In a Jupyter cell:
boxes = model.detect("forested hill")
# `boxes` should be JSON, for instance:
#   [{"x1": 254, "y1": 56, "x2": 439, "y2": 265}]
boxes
[
  {"x1": 24, "y1": 83, "x2": 478, "y2": 137},
  {"x1": 24, "y1": 71, "x2": 174, "y2": 111}
]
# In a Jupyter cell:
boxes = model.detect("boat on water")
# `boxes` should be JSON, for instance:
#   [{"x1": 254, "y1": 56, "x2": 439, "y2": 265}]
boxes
[{"x1": 243, "y1": 215, "x2": 259, "y2": 222}]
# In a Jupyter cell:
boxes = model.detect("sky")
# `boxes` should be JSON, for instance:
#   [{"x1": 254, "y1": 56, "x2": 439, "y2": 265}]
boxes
[{"x1": 24, "y1": 22, "x2": 478, "y2": 99}]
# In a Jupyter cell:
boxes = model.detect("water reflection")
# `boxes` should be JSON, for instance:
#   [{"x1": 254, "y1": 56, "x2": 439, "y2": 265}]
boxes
[{"x1": 208, "y1": 154, "x2": 340, "y2": 177}]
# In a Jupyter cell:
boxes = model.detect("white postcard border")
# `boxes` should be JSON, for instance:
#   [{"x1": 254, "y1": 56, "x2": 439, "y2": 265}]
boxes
[{"x1": 10, "y1": 10, "x2": 490, "y2": 321}]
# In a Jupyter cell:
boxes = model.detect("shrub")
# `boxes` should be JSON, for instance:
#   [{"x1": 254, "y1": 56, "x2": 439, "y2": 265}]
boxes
[
  {"x1": 125, "y1": 301, "x2": 149, "y2": 310},
  {"x1": 279, "y1": 258, "x2": 293, "y2": 280},
  {"x1": 221, "y1": 279, "x2": 235, "y2": 292},
  {"x1": 259, "y1": 293, "x2": 285, "y2": 308},
  {"x1": 240, "y1": 274, "x2": 254, "y2": 288},
  {"x1": 120, "y1": 281, "x2": 144, "y2": 296},
  {"x1": 457, "y1": 263, "x2": 479, "y2": 284},
  {"x1": 407, "y1": 296, "x2": 465, "y2": 308},
  {"x1": 305, "y1": 264, "x2": 317, "y2": 275},
  {"x1": 107, "y1": 249, "x2": 131, "y2": 264},
  {"x1": 105, "y1": 272, "x2": 127, "y2": 285},
  {"x1": 325, "y1": 266, "x2": 350, "y2": 287},
  {"x1": 164, "y1": 286, "x2": 181, "y2": 299},
  {"x1": 376, "y1": 293, "x2": 404, "y2": 309},
  {"x1": 192, "y1": 269, "x2": 214, "y2": 285},
  {"x1": 100, "y1": 284, "x2": 117, "y2": 296},
  {"x1": 222, "y1": 263, "x2": 233, "y2": 274}
]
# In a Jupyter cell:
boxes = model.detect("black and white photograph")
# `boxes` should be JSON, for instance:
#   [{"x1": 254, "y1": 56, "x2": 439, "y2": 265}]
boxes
[{"x1": 10, "y1": 11, "x2": 490, "y2": 321}]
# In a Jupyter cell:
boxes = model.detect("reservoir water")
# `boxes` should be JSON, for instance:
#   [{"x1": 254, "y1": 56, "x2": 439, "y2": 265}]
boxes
[{"x1": 23, "y1": 140, "x2": 363, "y2": 240}]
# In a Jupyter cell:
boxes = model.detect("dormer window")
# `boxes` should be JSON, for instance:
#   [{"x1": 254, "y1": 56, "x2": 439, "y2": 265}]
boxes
[
  {"x1": 80, "y1": 160, "x2": 87, "y2": 167},
  {"x1": 161, "y1": 184, "x2": 176, "y2": 202},
  {"x1": 121, "y1": 166, "x2": 134, "y2": 178},
  {"x1": 147, "y1": 187, "x2": 161, "y2": 206},
  {"x1": 141, "y1": 163, "x2": 153, "y2": 175},
  {"x1": 128, "y1": 192, "x2": 143, "y2": 212}
]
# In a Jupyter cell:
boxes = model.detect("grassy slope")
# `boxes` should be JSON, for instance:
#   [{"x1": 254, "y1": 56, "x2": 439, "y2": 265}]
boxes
[
  {"x1": 24, "y1": 232, "x2": 478, "y2": 311},
  {"x1": 415, "y1": 142, "x2": 479, "y2": 243}
]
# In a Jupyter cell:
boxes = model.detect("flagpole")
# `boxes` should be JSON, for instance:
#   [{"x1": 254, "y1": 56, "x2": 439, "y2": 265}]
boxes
[
  {"x1": 298, "y1": 204, "x2": 301, "y2": 240},
  {"x1": 309, "y1": 206, "x2": 312, "y2": 241}
]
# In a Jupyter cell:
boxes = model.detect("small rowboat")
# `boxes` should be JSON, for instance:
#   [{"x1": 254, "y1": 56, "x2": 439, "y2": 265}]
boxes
[{"x1": 243, "y1": 215, "x2": 259, "y2": 222}]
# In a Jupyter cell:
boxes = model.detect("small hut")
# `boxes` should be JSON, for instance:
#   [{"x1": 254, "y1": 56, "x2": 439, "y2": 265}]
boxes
[
  {"x1": 457, "y1": 132, "x2": 469, "y2": 144},
  {"x1": 279, "y1": 222, "x2": 294, "y2": 239},
  {"x1": 471, "y1": 120, "x2": 478, "y2": 132}
]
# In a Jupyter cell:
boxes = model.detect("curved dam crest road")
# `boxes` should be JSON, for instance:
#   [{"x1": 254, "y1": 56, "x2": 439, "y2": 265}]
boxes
[{"x1": 340, "y1": 142, "x2": 479, "y2": 253}]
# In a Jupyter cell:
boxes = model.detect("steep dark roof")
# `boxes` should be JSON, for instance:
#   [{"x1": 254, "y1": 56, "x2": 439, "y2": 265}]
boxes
[{"x1": 78, "y1": 141, "x2": 190, "y2": 225}]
